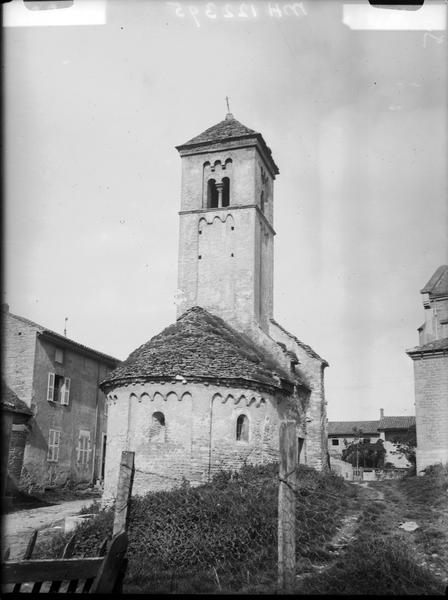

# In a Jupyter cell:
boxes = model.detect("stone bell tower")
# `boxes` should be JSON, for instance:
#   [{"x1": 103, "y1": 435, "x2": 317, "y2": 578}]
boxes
[{"x1": 175, "y1": 113, "x2": 279, "y2": 334}]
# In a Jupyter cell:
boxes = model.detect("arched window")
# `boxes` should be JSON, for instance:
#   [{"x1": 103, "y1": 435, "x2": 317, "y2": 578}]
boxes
[
  {"x1": 207, "y1": 179, "x2": 218, "y2": 208},
  {"x1": 150, "y1": 411, "x2": 166, "y2": 442},
  {"x1": 222, "y1": 177, "x2": 230, "y2": 207},
  {"x1": 236, "y1": 414, "x2": 249, "y2": 442},
  {"x1": 260, "y1": 191, "x2": 264, "y2": 213}
]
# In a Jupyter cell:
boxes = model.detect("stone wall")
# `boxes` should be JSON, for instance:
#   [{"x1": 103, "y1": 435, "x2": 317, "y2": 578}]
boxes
[
  {"x1": 413, "y1": 353, "x2": 448, "y2": 473},
  {"x1": 3, "y1": 313, "x2": 38, "y2": 407},
  {"x1": 102, "y1": 381, "x2": 291, "y2": 504},
  {"x1": 269, "y1": 320, "x2": 329, "y2": 471}
]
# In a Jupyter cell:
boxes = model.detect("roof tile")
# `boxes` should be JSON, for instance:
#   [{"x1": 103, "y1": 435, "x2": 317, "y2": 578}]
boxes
[{"x1": 100, "y1": 306, "x2": 302, "y2": 392}]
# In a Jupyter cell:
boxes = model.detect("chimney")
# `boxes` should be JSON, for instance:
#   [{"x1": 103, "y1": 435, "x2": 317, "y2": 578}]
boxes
[{"x1": 380, "y1": 408, "x2": 384, "y2": 419}]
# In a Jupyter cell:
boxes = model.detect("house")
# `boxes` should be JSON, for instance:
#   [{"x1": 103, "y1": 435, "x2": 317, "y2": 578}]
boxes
[
  {"x1": 328, "y1": 408, "x2": 416, "y2": 468},
  {"x1": 407, "y1": 265, "x2": 448, "y2": 473},
  {"x1": 2, "y1": 305, "x2": 120, "y2": 490},
  {"x1": 100, "y1": 113, "x2": 329, "y2": 502}
]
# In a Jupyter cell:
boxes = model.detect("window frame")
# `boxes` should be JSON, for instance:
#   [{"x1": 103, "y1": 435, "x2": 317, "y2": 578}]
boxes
[{"x1": 47, "y1": 429, "x2": 61, "y2": 462}]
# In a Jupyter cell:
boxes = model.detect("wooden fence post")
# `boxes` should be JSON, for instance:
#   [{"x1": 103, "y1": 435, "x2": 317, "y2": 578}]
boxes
[
  {"x1": 278, "y1": 421, "x2": 298, "y2": 593},
  {"x1": 113, "y1": 451, "x2": 135, "y2": 537}
]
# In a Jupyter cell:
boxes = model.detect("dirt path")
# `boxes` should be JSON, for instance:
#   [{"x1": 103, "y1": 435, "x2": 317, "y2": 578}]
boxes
[{"x1": 2, "y1": 498, "x2": 97, "y2": 559}]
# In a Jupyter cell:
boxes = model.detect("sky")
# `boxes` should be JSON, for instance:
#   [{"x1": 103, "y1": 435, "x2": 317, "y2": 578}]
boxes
[{"x1": 4, "y1": 0, "x2": 447, "y2": 421}]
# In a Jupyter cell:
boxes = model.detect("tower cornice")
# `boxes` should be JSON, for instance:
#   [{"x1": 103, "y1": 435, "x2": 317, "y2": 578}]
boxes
[{"x1": 179, "y1": 205, "x2": 276, "y2": 236}]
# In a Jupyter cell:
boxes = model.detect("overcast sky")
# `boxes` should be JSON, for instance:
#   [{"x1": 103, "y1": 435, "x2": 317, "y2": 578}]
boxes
[{"x1": 4, "y1": 0, "x2": 447, "y2": 420}]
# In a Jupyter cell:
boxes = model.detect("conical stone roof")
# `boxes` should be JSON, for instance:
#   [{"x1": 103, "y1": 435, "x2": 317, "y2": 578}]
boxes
[{"x1": 100, "y1": 307, "x2": 300, "y2": 393}]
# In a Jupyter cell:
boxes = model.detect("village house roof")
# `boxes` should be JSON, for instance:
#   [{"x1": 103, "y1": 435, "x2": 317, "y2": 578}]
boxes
[
  {"x1": 5, "y1": 309, "x2": 120, "y2": 367},
  {"x1": 176, "y1": 113, "x2": 280, "y2": 175},
  {"x1": 100, "y1": 306, "x2": 305, "y2": 394},
  {"x1": 327, "y1": 421, "x2": 380, "y2": 437},
  {"x1": 1, "y1": 381, "x2": 33, "y2": 416},
  {"x1": 378, "y1": 416, "x2": 416, "y2": 431},
  {"x1": 328, "y1": 416, "x2": 416, "y2": 437},
  {"x1": 421, "y1": 265, "x2": 448, "y2": 298}
]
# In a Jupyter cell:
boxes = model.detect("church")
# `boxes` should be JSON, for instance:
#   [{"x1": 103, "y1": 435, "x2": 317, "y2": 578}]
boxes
[{"x1": 100, "y1": 112, "x2": 329, "y2": 501}]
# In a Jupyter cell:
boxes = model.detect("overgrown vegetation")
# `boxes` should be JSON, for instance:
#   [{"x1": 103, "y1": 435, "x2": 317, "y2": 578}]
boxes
[
  {"x1": 33, "y1": 463, "x2": 353, "y2": 593},
  {"x1": 32, "y1": 463, "x2": 447, "y2": 594}
]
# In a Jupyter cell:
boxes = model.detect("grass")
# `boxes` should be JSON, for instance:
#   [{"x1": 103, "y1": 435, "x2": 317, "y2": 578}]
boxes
[{"x1": 31, "y1": 463, "x2": 447, "y2": 594}]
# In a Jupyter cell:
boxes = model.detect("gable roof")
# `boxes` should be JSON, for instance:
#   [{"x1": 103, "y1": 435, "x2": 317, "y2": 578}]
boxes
[
  {"x1": 328, "y1": 421, "x2": 380, "y2": 436},
  {"x1": 378, "y1": 416, "x2": 416, "y2": 431},
  {"x1": 270, "y1": 318, "x2": 328, "y2": 365},
  {"x1": 5, "y1": 310, "x2": 120, "y2": 366},
  {"x1": 100, "y1": 306, "x2": 303, "y2": 393},
  {"x1": 328, "y1": 416, "x2": 416, "y2": 436},
  {"x1": 176, "y1": 114, "x2": 279, "y2": 175},
  {"x1": 2, "y1": 381, "x2": 33, "y2": 416},
  {"x1": 421, "y1": 265, "x2": 448, "y2": 298}
]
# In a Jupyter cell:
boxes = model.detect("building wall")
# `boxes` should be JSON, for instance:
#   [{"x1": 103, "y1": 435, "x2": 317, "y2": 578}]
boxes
[
  {"x1": 102, "y1": 381, "x2": 295, "y2": 504},
  {"x1": 3, "y1": 313, "x2": 39, "y2": 407},
  {"x1": 413, "y1": 353, "x2": 448, "y2": 472},
  {"x1": 177, "y1": 146, "x2": 275, "y2": 334},
  {"x1": 269, "y1": 321, "x2": 328, "y2": 471},
  {"x1": 21, "y1": 336, "x2": 111, "y2": 487},
  {"x1": 4, "y1": 311, "x2": 114, "y2": 488}
]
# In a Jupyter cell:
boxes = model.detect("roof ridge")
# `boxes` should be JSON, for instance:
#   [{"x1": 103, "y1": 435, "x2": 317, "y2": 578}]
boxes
[{"x1": 7, "y1": 311, "x2": 121, "y2": 364}]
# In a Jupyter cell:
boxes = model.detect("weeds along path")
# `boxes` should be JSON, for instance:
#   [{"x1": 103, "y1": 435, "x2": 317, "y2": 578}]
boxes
[
  {"x1": 373, "y1": 477, "x2": 448, "y2": 587},
  {"x1": 294, "y1": 478, "x2": 446, "y2": 595}
]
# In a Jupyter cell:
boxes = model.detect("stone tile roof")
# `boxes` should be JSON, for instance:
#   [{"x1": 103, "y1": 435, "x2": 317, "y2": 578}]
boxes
[
  {"x1": 270, "y1": 318, "x2": 328, "y2": 365},
  {"x1": 6, "y1": 310, "x2": 120, "y2": 366},
  {"x1": 378, "y1": 416, "x2": 416, "y2": 431},
  {"x1": 407, "y1": 337, "x2": 448, "y2": 355},
  {"x1": 327, "y1": 421, "x2": 380, "y2": 436},
  {"x1": 421, "y1": 265, "x2": 448, "y2": 297},
  {"x1": 180, "y1": 115, "x2": 258, "y2": 147},
  {"x1": 1, "y1": 381, "x2": 33, "y2": 415},
  {"x1": 100, "y1": 306, "x2": 302, "y2": 393},
  {"x1": 176, "y1": 114, "x2": 280, "y2": 175}
]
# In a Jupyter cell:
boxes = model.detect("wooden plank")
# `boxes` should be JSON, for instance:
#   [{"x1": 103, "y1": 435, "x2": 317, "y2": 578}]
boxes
[
  {"x1": 112, "y1": 451, "x2": 135, "y2": 536},
  {"x1": 23, "y1": 529, "x2": 38, "y2": 560},
  {"x1": 97, "y1": 536, "x2": 108, "y2": 557},
  {"x1": 278, "y1": 421, "x2": 298, "y2": 593},
  {"x1": 2, "y1": 557, "x2": 103, "y2": 584},
  {"x1": 90, "y1": 532, "x2": 128, "y2": 594},
  {"x1": 61, "y1": 533, "x2": 77, "y2": 558}
]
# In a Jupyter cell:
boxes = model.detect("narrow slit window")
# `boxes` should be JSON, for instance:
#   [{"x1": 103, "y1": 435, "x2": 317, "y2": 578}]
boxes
[
  {"x1": 236, "y1": 414, "x2": 249, "y2": 442},
  {"x1": 222, "y1": 177, "x2": 230, "y2": 207},
  {"x1": 207, "y1": 179, "x2": 218, "y2": 208}
]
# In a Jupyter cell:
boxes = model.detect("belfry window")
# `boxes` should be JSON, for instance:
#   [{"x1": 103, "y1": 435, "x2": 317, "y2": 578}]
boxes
[
  {"x1": 222, "y1": 177, "x2": 230, "y2": 207},
  {"x1": 236, "y1": 414, "x2": 249, "y2": 442},
  {"x1": 207, "y1": 179, "x2": 219, "y2": 208}
]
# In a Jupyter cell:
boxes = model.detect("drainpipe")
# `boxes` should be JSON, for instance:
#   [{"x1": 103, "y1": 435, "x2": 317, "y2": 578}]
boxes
[
  {"x1": 91, "y1": 363, "x2": 100, "y2": 484},
  {"x1": 207, "y1": 392, "x2": 216, "y2": 482}
]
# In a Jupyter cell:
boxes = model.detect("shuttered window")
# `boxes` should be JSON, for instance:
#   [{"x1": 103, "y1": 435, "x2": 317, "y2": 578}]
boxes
[{"x1": 47, "y1": 372, "x2": 55, "y2": 402}]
